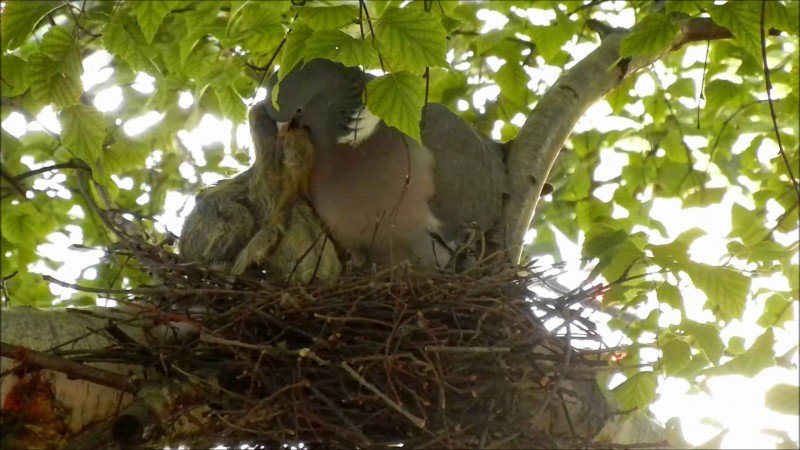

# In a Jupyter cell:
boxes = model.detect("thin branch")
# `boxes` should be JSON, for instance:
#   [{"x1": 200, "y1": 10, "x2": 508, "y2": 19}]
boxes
[
  {"x1": 359, "y1": 0, "x2": 385, "y2": 72},
  {"x1": 340, "y1": 361, "x2": 426, "y2": 429},
  {"x1": 66, "y1": 1, "x2": 101, "y2": 38},
  {"x1": 41, "y1": 274, "x2": 264, "y2": 298},
  {"x1": 657, "y1": 80, "x2": 699, "y2": 189},
  {"x1": 450, "y1": 30, "x2": 536, "y2": 49},
  {"x1": 424, "y1": 346, "x2": 511, "y2": 354},
  {"x1": 249, "y1": 13, "x2": 297, "y2": 105},
  {"x1": 568, "y1": 0, "x2": 612, "y2": 16},
  {"x1": 696, "y1": 40, "x2": 710, "y2": 129},
  {"x1": 706, "y1": 100, "x2": 768, "y2": 166},
  {"x1": 1, "y1": 166, "x2": 29, "y2": 197},
  {"x1": 760, "y1": 0, "x2": 800, "y2": 200},
  {"x1": 13, "y1": 160, "x2": 91, "y2": 181}
]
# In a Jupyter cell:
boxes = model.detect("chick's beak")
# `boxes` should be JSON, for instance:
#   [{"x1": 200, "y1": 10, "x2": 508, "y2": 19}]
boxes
[{"x1": 277, "y1": 120, "x2": 291, "y2": 137}]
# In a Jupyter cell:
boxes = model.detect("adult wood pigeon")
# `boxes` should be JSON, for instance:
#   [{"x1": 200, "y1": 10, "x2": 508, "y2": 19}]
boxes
[{"x1": 262, "y1": 59, "x2": 509, "y2": 268}]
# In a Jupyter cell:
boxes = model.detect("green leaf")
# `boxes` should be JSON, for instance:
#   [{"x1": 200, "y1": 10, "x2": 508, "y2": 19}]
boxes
[
  {"x1": 304, "y1": 30, "x2": 379, "y2": 68},
  {"x1": 103, "y1": 15, "x2": 159, "y2": 74},
  {"x1": 612, "y1": 371, "x2": 658, "y2": 410},
  {"x1": 761, "y1": 429, "x2": 799, "y2": 450},
  {"x1": 526, "y1": 24, "x2": 574, "y2": 62},
  {"x1": 178, "y1": 3, "x2": 219, "y2": 64},
  {"x1": 5, "y1": 271, "x2": 53, "y2": 306},
  {"x1": 765, "y1": 384, "x2": 800, "y2": 415},
  {"x1": 61, "y1": 105, "x2": 108, "y2": 177},
  {"x1": 734, "y1": 240, "x2": 792, "y2": 264},
  {"x1": 28, "y1": 53, "x2": 82, "y2": 109},
  {"x1": 661, "y1": 338, "x2": 691, "y2": 375},
  {"x1": 374, "y1": 6, "x2": 447, "y2": 74},
  {"x1": 704, "y1": 79, "x2": 747, "y2": 111},
  {"x1": 657, "y1": 282, "x2": 684, "y2": 312},
  {"x1": 40, "y1": 26, "x2": 76, "y2": 60},
  {"x1": 706, "y1": 329, "x2": 775, "y2": 377},
  {"x1": 583, "y1": 226, "x2": 644, "y2": 282},
  {"x1": 103, "y1": 135, "x2": 152, "y2": 175},
  {"x1": 562, "y1": 166, "x2": 591, "y2": 201},
  {"x1": 619, "y1": 14, "x2": 678, "y2": 57},
  {"x1": 766, "y1": 1, "x2": 800, "y2": 36},
  {"x1": 280, "y1": 24, "x2": 315, "y2": 81},
  {"x1": 425, "y1": 67, "x2": 468, "y2": 106},
  {"x1": 1, "y1": 202, "x2": 56, "y2": 245},
  {"x1": 214, "y1": 85, "x2": 246, "y2": 123},
  {"x1": 675, "y1": 351, "x2": 711, "y2": 377},
  {"x1": 297, "y1": 5, "x2": 358, "y2": 29},
  {"x1": 132, "y1": 1, "x2": 176, "y2": 43},
  {"x1": 683, "y1": 187, "x2": 727, "y2": 208},
  {"x1": 681, "y1": 319, "x2": 724, "y2": 363},
  {"x1": 727, "y1": 336, "x2": 746, "y2": 355},
  {"x1": 661, "y1": 128, "x2": 688, "y2": 163},
  {"x1": 494, "y1": 61, "x2": 529, "y2": 105},
  {"x1": 756, "y1": 294, "x2": 795, "y2": 328},
  {"x1": 649, "y1": 227, "x2": 704, "y2": 268},
  {"x1": 39, "y1": 26, "x2": 83, "y2": 80},
  {"x1": 730, "y1": 203, "x2": 770, "y2": 246},
  {"x1": 602, "y1": 284, "x2": 634, "y2": 306},
  {"x1": 640, "y1": 309, "x2": 661, "y2": 331},
  {"x1": 184, "y1": 43, "x2": 221, "y2": 98},
  {"x1": 684, "y1": 262, "x2": 750, "y2": 321},
  {"x1": 18, "y1": 131, "x2": 59, "y2": 159},
  {"x1": 654, "y1": 159, "x2": 699, "y2": 196},
  {"x1": 227, "y1": 1, "x2": 287, "y2": 54},
  {"x1": 0, "y1": 55, "x2": 30, "y2": 97},
  {"x1": 471, "y1": 30, "x2": 506, "y2": 56},
  {"x1": 665, "y1": 1, "x2": 711, "y2": 15},
  {"x1": 709, "y1": 2, "x2": 762, "y2": 58},
  {"x1": 366, "y1": 72, "x2": 424, "y2": 143},
  {"x1": 0, "y1": 0, "x2": 61, "y2": 52}
]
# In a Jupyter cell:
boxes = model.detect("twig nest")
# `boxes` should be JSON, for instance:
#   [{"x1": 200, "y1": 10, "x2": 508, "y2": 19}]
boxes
[{"x1": 116, "y1": 262, "x2": 613, "y2": 449}]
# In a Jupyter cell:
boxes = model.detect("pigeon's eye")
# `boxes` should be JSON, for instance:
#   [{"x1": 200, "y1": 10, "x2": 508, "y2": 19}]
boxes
[{"x1": 295, "y1": 107, "x2": 303, "y2": 114}]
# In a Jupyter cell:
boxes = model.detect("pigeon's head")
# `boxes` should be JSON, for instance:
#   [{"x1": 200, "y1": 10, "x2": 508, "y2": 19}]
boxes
[{"x1": 265, "y1": 59, "x2": 373, "y2": 147}]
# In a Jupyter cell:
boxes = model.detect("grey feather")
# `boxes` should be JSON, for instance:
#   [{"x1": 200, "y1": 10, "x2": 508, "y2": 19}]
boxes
[{"x1": 423, "y1": 103, "x2": 509, "y2": 244}]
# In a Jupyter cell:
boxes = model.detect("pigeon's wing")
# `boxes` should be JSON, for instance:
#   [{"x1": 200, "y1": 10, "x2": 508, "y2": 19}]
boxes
[{"x1": 422, "y1": 103, "x2": 509, "y2": 243}]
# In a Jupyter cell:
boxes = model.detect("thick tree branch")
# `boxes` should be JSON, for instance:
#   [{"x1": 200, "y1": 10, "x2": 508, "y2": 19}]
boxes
[
  {"x1": 501, "y1": 18, "x2": 785, "y2": 262},
  {"x1": 0, "y1": 341, "x2": 138, "y2": 393}
]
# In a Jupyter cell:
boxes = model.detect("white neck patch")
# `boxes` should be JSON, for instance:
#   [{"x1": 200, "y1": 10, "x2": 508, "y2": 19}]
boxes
[{"x1": 338, "y1": 106, "x2": 381, "y2": 146}]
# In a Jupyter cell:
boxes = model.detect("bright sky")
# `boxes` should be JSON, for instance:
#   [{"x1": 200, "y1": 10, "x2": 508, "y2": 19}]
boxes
[{"x1": 1, "y1": 2, "x2": 798, "y2": 448}]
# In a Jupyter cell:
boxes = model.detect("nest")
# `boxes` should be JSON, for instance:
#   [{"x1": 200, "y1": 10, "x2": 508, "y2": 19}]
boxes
[{"x1": 54, "y1": 233, "x2": 619, "y2": 449}]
